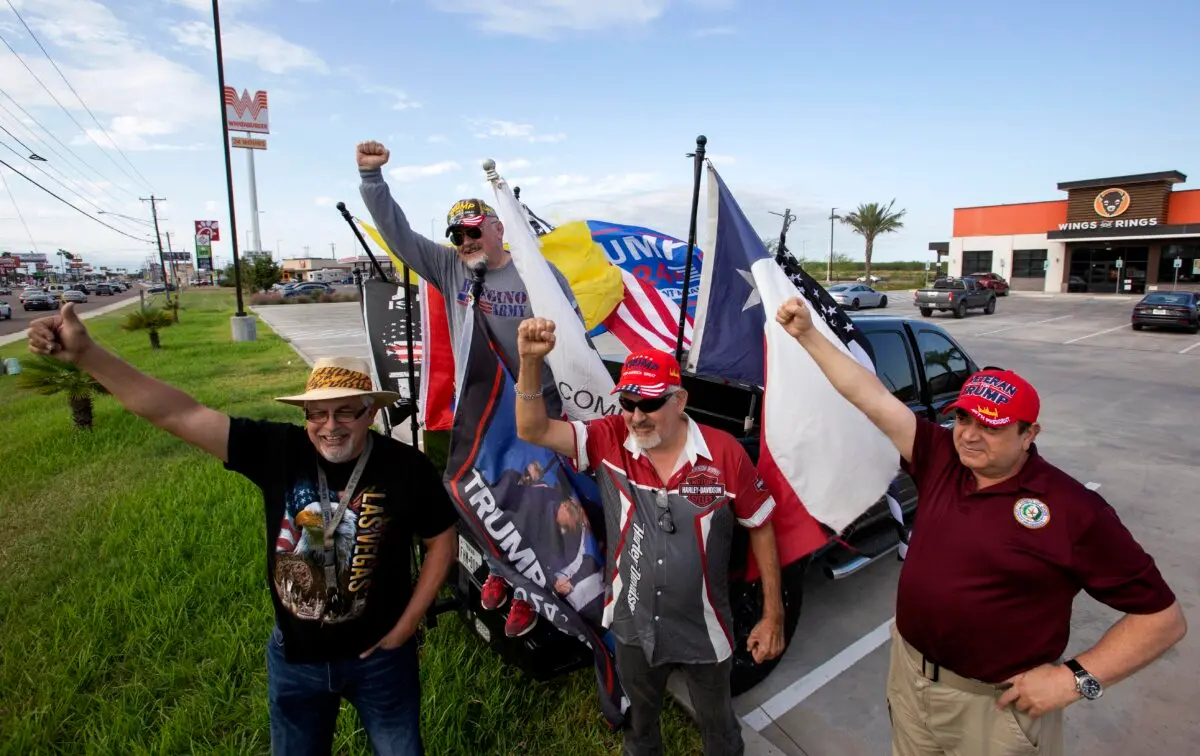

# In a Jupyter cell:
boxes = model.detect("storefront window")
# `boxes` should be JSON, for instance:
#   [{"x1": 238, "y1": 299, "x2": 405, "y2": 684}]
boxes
[
  {"x1": 1158, "y1": 244, "x2": 1199, "y2": 283},
  {"x1": 1012, "y1": 249, "x2": 1047, "y2": 278},
  {"x1": 962, "y1": 250, "x2": 992, "y2": 274}
]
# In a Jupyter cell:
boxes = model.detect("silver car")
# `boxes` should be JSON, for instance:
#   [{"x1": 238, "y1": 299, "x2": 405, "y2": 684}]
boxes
[
  {"x1": 63, "y1": 289, "x2": 88, "y2": 304},
  {"x1": 829, "y1": 283, "x2": 887, "y2": 310},
  {"x1": 0, "y1": 299, "x2": 11, "y2": 320}
]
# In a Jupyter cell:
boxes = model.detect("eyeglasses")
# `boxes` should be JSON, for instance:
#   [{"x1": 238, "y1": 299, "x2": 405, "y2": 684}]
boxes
[
  {"x1": 655, "y1": 489, "x2": 675, "y2": 534},
  {"x1": 448, "y1": 227, "x2": 483, "y2": 247},
  {"x1": 618, "y1": 395, "x2": 671, "y2": 414},
  {"x1": 305, "y1": 405, "x2": 370, "y2": 424}
]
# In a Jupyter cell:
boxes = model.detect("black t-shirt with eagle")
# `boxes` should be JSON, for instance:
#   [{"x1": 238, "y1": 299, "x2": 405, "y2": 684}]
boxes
[{"x1": 224, "y1": 418, "x2": 458, "y2": 664}]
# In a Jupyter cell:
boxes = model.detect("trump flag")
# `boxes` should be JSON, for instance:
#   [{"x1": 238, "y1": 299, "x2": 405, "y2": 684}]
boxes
[
  {"x1": 687, "y1": 163, "x2": 899, "y2": 564},
  {"x1": 444, "y1": 307, "x2": 625, "y2": 728}
]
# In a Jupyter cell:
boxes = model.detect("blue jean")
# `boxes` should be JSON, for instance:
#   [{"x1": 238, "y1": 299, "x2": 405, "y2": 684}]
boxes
[{"x1": 266, "y1": 627, "x2": 423, "y2": 756}]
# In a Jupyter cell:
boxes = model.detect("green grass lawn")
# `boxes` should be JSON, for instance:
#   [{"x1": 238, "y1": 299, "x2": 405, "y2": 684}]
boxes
[{"x1": 0, "y1": 290, "x2": 702, "y2": 755}]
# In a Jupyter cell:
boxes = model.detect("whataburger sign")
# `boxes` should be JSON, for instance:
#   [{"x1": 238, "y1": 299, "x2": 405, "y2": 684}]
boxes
[{"x1": 1058, "y1": 186, "x2": 1160, "y2": 231}]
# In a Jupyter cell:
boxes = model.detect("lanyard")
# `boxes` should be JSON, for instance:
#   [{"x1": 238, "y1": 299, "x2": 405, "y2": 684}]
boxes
[{"x1": 315, "y1": 434, "x2": 373, "y2": 609}]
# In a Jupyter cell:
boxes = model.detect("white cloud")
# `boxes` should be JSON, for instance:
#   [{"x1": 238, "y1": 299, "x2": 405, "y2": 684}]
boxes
[
  {"x1": 388, "y1": 161, "x2": 461, "y2": 183},
  {"x1": 314, "y1": 196, "x2": 334, "y2": 207},
  {"x1": 204, "y1": 201, "x2": 221, "y2": 212},
  {"x1": 170, "y1": 0, "x2": 268, "y2": 12},
  {"x1": 362, "y1": 85, "x2": 421, "y2": 111},
  {"x1": 692, "y1": 25, "x2": 735, "y2": 38},
  {"x1": 171, "y1": 20, "x2": 329, "y2": 75},
  {"x1": 472, "y1": 119, "x2": 566, "y2": 143},
  {"x1": 432, "y1": 0, "x2": 669, "y2": 38},
  {"x1": 427, "y1": 134, "x2": 448, "y2": 143}
]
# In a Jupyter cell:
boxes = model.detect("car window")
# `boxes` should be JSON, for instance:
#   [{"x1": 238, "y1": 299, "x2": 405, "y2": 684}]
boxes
[
  {"x1": 865, "y1": 330, "x2": 918, "y2": 403},
  {"x1": 917, "y1": 330, "x2": 971, "y2": 399},
  {"x1": 1143, "y1": 293, "x2": 1191, "y2": 305}
]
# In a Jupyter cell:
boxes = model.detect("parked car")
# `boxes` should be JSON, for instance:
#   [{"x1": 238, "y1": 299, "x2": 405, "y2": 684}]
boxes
[
  {"x1": 856, "y1": 274, "x2": 886, "y2": 284},
  {"x1": 22, "y1": 291, "x2": 59, "y2": 311},
  {"x1": 829, "y1": 282, "x2": 887, "y2": 310},
  {"x1": 1131, "y1": 291, "x2": 1199, "y2": 334},
  {"x1": 0, "y1": 286, "x2": 12, "y2": 295},
  {"x1": 0, "y1": 299, "x2": 11, "y2": 319},
  {"x1": 63, "y1": 289, "x2": 88, "y2": 304},
  {"x1": 448, "y1": 313, "x2": 980, "y2": 695},
  {"x1": 967, "y1": 271, "x2": 1010, "y2": 296},
  {"x1": 913, "y1": 276, "x2": 996, "y2": 318}
]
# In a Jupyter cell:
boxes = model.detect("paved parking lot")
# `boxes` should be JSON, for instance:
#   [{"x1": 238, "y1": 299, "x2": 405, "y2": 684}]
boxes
[
  {"x1": 253, "y1": 293, "x2": 1199, "y2": 755},
  {"x1": 741, "y1": 292, "x2": 1200, "y2": 755}
]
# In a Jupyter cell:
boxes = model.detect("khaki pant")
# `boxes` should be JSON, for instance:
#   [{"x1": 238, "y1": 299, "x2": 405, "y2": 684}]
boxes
[{"x1": 886, "y1": 624, "x2": 1063, "y2": 756}]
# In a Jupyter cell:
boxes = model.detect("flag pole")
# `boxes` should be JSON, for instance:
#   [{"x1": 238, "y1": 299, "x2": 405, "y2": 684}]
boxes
[
  {"x1": 401, "y1": 260, "x2": 419, "y2": 443},
  {"x1": 336, "y1": 202, "x2": 391, "y2": 282},
  {"x1": 675, "y1": 134, "x2": 706, "y2": 363}
]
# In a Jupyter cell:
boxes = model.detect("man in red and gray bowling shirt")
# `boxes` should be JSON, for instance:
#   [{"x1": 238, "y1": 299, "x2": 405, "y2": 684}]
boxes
[
  {"x1": 776, "y1": 295, "x2": 1186, "y2": 756},
  {"x1": 513, "y1": 316, "x2": 785, "y2": 756}
]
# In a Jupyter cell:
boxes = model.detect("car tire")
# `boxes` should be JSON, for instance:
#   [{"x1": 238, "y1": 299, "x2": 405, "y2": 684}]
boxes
[
  {"x1": 984, "y1": 297, "x2": 996, "y2": 315},
  {"x1": 879, "y1": 295, "x2": 888, "y2": 308},
  {"x1": 1131, "y1": 323, "x2": 1143, "y2": 331},
  {"x1": 919, "y1": 307, "x2": 932, "y2": 318},
  {"x1": 1188, "y1": 324, "x2": 1199, "y2": 335},
  {"x1": 729, "y1": 557, "x2": 808, "y2": 696},
  {"x1": 953, "y1": 302, "x2": 966, "y2": 319},
  {"x1": 851, "y1": 298, "x2": 860, "y2": 311}
]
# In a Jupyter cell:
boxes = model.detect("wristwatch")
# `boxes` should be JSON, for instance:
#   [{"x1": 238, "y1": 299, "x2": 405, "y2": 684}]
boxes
[{"x1": 1064, "y1": 659, "x2": 1103, "y2": 700}]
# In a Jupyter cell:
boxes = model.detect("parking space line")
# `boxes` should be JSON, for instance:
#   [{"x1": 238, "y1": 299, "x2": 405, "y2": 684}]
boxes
[
  {"x1": 975, "y1": 315, "x2": 1071, "y2": 337},
  {"x1": 1181, "y1": 342, "x2": 1200, "y2": 355},
  {"x1": 1063, "y1": 323, "x2": 1130, "y2": 344},
  {"x1": 742, "y1": 618, "x2": 894, "y2": 732}
]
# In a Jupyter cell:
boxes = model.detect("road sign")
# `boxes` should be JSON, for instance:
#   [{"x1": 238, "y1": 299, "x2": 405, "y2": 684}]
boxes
[
  {"x1": 924, "y1": 261, "x2": 930, "y2": 270},
  {"x1": 232, "y1": 136, "x2": 267, "y2": 150},
  {"x1": 1174, "y1": 257, "x2": 1183, "y2": 269},
  {"x1": 1115, "y1": 258, "x2": 1124, "y2": 269},
  {"x1": 1043, "y1": 259, "x2": 1050, "y2": 271}
]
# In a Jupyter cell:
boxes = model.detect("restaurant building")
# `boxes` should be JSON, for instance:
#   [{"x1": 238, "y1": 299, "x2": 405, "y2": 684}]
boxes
[{"x1": 931, "y1": 171, "x2": 1200, "y2": 294}]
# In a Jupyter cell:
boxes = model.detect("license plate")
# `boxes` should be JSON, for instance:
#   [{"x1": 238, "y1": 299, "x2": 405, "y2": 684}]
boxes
[
  {"x1": 458, "y1": 537, "x2": 483, "y2": 575},
  {"x1": 1152, "y1": 308, "x2": 1168, "y2": 315}
]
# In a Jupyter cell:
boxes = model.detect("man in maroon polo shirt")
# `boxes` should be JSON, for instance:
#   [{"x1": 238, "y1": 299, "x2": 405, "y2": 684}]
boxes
[
  {"x1": 512, "y1": 317, "x2": 785, "y2": 756},
  {"x1": 775, "y1": 296, "x2": 1186, "y2": 756}
]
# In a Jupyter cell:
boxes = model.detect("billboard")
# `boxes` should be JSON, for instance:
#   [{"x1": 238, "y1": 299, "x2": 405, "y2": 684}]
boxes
[
  {"x1": 196, "y1": 243, "x2": 212, "y2": 271},
  {"x1": 195, "y1": 220, "x2": 220, "y2": 242},
  {"x1": 223, "y1": 88, "x2": 269, "y2": 134},
  {"x1": 232, "y1": 136, "x2": 267, "y2": 150},
  {"x1": 163, "y1": 251, "x2": 191, "y2": 262}
]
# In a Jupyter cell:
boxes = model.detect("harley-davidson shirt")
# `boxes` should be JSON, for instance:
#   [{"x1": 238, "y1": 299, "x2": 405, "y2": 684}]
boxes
[{"x1": 569, "y1": 415, "x2": 775, "y2": 666}]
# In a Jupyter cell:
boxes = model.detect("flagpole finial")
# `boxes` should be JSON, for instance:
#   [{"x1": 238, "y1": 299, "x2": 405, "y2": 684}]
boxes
[
  {"x1": 696, "y1": 135, "x2": 707, "y2": 147},
  {"x1": 481, "y1": 158, "x2": 496, "y2": 172}
]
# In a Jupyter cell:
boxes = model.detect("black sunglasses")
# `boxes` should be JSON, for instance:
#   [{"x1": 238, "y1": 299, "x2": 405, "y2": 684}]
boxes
[
  {"x1": 655, "y1": 489, "x2": 675, "y2": 534},
  {"x1": 448, "y1": 227, "x2": 483, "y2": 247},
  {"x1": 618, "y1": 395, "x2": 671, "y2": 414}
]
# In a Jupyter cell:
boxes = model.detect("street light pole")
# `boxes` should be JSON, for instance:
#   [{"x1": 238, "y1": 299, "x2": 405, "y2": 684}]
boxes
[{"x1": 828, "y1": 207, "x2": 838, "y2": 283}]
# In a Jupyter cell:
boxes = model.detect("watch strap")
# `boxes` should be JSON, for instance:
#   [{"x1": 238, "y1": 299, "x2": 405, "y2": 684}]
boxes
[{"x1": 1064, "y1": 658, "x2": 1086, "y2": 677}]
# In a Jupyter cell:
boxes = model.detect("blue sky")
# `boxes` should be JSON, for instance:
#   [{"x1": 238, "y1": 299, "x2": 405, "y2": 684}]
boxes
[{"x1": 0, "y1": 0, "x2": 1196, "y2": 272}]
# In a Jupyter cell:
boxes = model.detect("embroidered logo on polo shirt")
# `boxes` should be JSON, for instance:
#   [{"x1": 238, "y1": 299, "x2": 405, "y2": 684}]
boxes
[
  {"x1": 1014, "y1": 498, "x2": 1051, "y2": 529},
  {"x1": 680, "y1": 466, "x2": 725, "y2": 508}
]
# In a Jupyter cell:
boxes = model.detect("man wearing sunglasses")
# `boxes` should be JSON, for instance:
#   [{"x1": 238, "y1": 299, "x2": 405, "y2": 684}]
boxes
[
  {"x1": 27, "y1": 307, "x2": 458, "y2": 755},
  {"x1": 513, "y1": 317, "x2": 785, "y2": 756},
  {"x1": 775, "y1": 297, "x2": 1185, "y2": 756},
  {"x1": 357, "y1": 140, "x2": 580, "y2": 638}
]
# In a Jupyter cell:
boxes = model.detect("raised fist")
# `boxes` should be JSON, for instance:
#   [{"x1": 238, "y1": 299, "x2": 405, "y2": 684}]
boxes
[
  {"x1": 775, "y1": 297, "x2": 815, "y2": 340},
  {"x1": 356, "y1": 141, "x2": 390, "y2": 171},
  {"x1": 27, "y1": 302, "x2": 94, "y2": 364},
  {"x1": 518, "y1": 317, "x2": 557, "y2": 359}
]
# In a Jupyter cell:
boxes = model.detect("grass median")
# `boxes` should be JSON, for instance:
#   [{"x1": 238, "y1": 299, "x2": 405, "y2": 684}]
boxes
[{"x1": 0, "y1": 290, "x2": 702, "y2": 754}]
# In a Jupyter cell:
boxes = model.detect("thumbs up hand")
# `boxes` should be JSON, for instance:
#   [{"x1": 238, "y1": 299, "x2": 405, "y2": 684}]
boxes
[{"x1": 28, "y1": 302, "x2": 95, "y2": 364}]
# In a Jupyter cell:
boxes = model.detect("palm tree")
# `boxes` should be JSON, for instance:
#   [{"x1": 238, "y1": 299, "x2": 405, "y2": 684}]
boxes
[
  {"x1": 838, "y1": 200, "x2": 907, "y2": 283},
  {"x1": 17, "y1": 355, "x2": 108, "y2": 430},
  {"x1": 122, "y1": 307, "x2": 174, "y2": 349}
]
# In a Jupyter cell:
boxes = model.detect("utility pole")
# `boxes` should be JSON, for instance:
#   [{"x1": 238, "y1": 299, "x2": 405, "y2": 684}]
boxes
[
  {"x1": 329, "y1": 242, "x2": 335, "y2": 256},
  {"x1": 827, "y1": 207, "x2": 838, "y2": 283},
  {"x1": 141, "y1": 195, "x2": 171, "y2": 304},
  {"x1": 165, "y1": 231, "x2": 180, "y2": 288}
]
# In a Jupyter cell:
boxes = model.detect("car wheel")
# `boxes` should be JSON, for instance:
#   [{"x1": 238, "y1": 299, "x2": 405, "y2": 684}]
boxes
[
  {"x1": 984, "y1": 297, "x2": 996, "y2": 315},
  {"x1": 879, "y1": 295, "x2": 888, "y2": 308},
  {"x1": 919, "y1": 307, "x2": 932, "y2": 318},
  {"x1": 1131, "y1": 323, "x2": 1143, "y2": 331},
  {"x1": 729, "y1": 557, "x2": 808, "y2": 696},
  {"x1": 953, "y1": 302, "x2": 966, "y2": 319},
  {"x1": 851, "y1": 298, "x2": 860, "y2": 311},
  {"x1": 1188, "y1": 324, "x2": 1199, "y2": 335}
]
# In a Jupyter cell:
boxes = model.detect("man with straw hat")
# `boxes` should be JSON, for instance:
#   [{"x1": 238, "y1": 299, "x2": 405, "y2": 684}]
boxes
[{"x1": 27, "y1": 303, "x2": 458, "y2": 755}]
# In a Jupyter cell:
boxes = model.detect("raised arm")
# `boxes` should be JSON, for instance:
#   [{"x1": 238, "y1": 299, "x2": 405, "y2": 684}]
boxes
[
  {"x1": 514, "y1": 317, "x2": 577, "y2": 457},
  {"x1": 357, "y1": 141, "x2": 457, "y2": 292},
  {"x1": 776, "y1": 297, "x2": 917, "y2": 461},
  {"x1": 27, "y1": 304, "x2": 230, "y2": 461}
]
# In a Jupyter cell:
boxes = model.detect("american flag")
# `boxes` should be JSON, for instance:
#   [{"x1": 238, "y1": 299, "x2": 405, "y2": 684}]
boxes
[{"x1": 776, "y1": 255, "x2": 873, "y2": 365}]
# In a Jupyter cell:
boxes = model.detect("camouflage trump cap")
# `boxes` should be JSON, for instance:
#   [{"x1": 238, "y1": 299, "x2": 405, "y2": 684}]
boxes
[{"x1": 445, "y1": 198, "x2": 497, "y2": 235}]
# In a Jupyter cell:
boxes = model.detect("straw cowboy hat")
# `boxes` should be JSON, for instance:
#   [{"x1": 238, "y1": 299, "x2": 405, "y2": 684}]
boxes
[{"x1": 275, "y1": 356, "x2": 400, "y2": 410}]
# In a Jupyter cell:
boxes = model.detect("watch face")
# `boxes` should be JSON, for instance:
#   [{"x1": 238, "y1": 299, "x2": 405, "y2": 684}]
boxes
[{"x1": 1079, "y1": 675, "x2": 1103, "y2": 700}]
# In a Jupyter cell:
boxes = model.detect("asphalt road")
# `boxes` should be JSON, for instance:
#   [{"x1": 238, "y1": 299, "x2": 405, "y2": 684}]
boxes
[{"x1": 0, "y1": 286, "x2": 145, "y2": 337}]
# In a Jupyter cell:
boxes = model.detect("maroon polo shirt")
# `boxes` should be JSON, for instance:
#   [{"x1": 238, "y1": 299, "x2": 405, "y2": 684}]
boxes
[{"x1": 896, "y1": 418, "x2": 1176, "y2": 684}]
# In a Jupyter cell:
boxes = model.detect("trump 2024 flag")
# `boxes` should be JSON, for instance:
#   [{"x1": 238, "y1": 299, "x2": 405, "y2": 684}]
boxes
[{"x1": 687, "y1": 163, "x2": 899, "y2": 554}]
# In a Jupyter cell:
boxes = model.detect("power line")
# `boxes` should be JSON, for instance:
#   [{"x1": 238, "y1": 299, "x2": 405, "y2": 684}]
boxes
[
  {"x1": 0, "y1": 157, "x2": 154, "y2": 243},
  {"x1": 0, "y1": 94, "x2": 142, "y2": 213},
  {"x1": 0, "y1": 163, "x2": 39, "y2": 253},
  {"x1": 0, "y1": 29, "x2": 149, "y2": 193},
  {"x1": 0, "y1": 86, "x2": 138, "y2": 201},
  {"x1": 3, "y1": 0, "x2": 153, "y2": 191}
]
